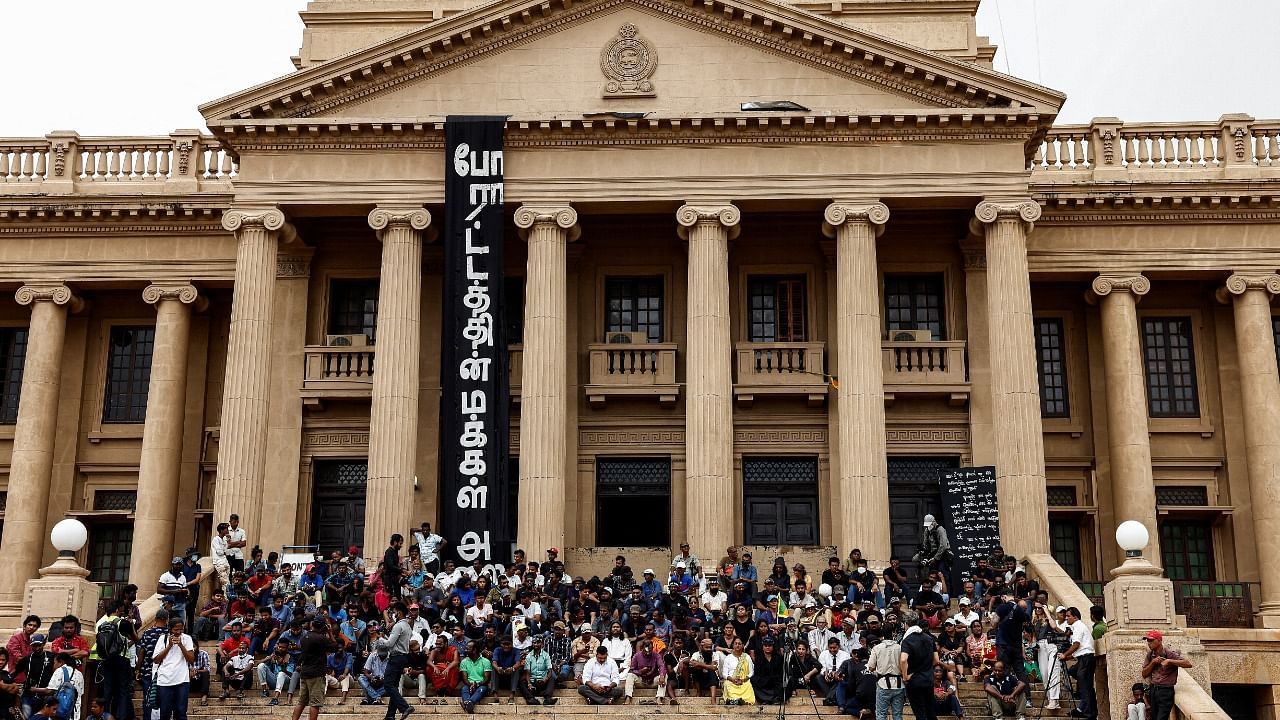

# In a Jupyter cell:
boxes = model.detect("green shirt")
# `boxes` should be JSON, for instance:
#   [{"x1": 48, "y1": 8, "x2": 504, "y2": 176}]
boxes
[
  {"x1": 460, "y1": 656, "x2": 492, "y2": 684},
  {"x1": 1092, "y1": 621, "x2": 1107, "y2": 640},
  {"x1": 524, "y1": 649, "x2": 552, "y2": 681}
]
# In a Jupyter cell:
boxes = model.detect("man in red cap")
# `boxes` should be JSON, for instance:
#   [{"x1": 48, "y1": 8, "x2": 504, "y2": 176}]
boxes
[
  {"x1": 540, "y1": 548, "x2": 564, "y2": 579},
  {"x1": 346, "y1": 546, "x2": 366, "y2": 574},
  {"x1": 1140, "y1": 630, "x2": 1192, "y2": 720}
]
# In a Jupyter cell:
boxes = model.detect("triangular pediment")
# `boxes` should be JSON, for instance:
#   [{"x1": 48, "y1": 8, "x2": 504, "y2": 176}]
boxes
[{"x1": 201, "y1": 0, "x2": 1064, "y2": 123}]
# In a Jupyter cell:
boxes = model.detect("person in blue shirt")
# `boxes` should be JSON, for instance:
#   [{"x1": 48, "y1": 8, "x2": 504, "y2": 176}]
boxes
[
  {"x1": 326, "y1": 647, "x2": 354, "y2": 703},
  {"x1": 452, "y1": 577, "x2": 477, "y2": 607},
  {"x1": 269, "y1": 595, "x2": 294, "y2": 630},
  {"x1": 490, "y1": 636, "x2": 524, "y2": 702},
  {"x1": 639, "y1": 570, "x2": 662, "y2": 603},
  {"x1": 298, "y1": 565, "x2": 324, "y2": 600},
  {"x1": 339, "y1": 617, "x2": 366, "y2": 649},
  {"x1": 326, "y1": 601, "x2": 348, "y2": 625},
  {"x1": 277, "y1": 622, "x2": 306, "y2": 666},
  {"x1": 667, "y1": 564, "x2": 694, "y2": 594},
  {"x1": 732, "y1": 553, "x2": 759, "y2": 592}
]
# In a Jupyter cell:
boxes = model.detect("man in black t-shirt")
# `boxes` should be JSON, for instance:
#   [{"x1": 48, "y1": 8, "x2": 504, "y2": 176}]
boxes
[
  {"x1": 292, "y1": 620, "x2": 338, "y2": 720},
  {"x1": 899, "y1": 619, "x2": 938, "y2": 720}
]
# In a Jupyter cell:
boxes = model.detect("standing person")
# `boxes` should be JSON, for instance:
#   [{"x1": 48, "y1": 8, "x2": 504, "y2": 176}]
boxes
[
  {"x1": 379, "y1": 602, "x2": 415, "y2": 720},
  {"x1": 1140, "y1": 630, "x2": 1192, "y2": 720},
  {"x1": 135, "y1": 610, "x2": 169, "y2": 720},
  {"x1": 867, "y1": 632, "x2": 904, "y2": 720},
  {"x1": 151, "y1": 619, "x2": 195, "y2": 720},
  {"x1": 383, "y1": 535, "x2": 406, "y2": 601},
  {"x1": 291, "y1": 619, "x2": 338, "y2": 720},
  {"x1": 1058, "y1": 607, "x2": 1096, "y2": 720},
  {"x1": 899, "y1": 618, "x2": 939, "y2": 720},
  {"x1": 210, "y1": 523, "x2": 231, "y2": 583},
  {"x1": 36, "y1": 653, "x2": 83, "y2": 720},
  {"x1": 8, "y1": 615, "x2": 41, "y2": 674},
  {"x1": 993, "y1": 597, "x2": 1031, "y2": 684},
  {"x1": 226, "y1": 515, "x2": 247, "y2": 574},
  {"x1": 95, "y1": 601, "x2": 137, "y2": 720},
  {"x1": 911, "y1": 515, "x2": 952, "y2": 582},
  {"x1": 412, "y1": 523, "x2": 447, "y2": 576}
]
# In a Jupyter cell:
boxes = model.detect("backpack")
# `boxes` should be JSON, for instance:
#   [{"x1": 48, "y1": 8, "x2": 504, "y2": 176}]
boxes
[
  {"x1": 96, "y1": 618, "x2": 127, "y2": 658},
  {"x1": 54, "y1": 666, "x2": 77, "y2": 720}
]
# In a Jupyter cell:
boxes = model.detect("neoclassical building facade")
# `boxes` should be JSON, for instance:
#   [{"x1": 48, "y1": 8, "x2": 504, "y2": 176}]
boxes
[{"x1": 2, "y1": 0, "x2": 1280, "y2": 714}]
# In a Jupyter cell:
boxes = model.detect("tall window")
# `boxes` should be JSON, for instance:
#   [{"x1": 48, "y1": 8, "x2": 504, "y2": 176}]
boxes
[
  {"x1": 1160, "y1": 521, "x2": 1214, "y2": 581},
  {"x1": 1142, "y1": 317, "x2": 1199, "y2": 417},
  {"x1": 1036, "y1": 318, "x2": 1070, "y2": 417},
  {"x1": 596, "y1": 458, "x2": 670, "y2": 546},
  {"x1": 328, "y1": 279, "x2": 379, "y2": 342},
  {"x1": 88, "y1": 524, "x2": 133, "y2": 592},
  {"x1": 0, "y1": 327, "x2": 28, "y2": 424},
  {"x1": 102, "y1": 326, "x2": 155, "y2": 423},
  {"x1": 747, "y1": 276, "x2": 807, "y2": 342},
  {"x1": 505, "y1": 277, "x2": 526, "y2": 344},
  {"x1": 605, "y1": 277, "x2": 663, "y2": 342},
  {"x1": 884, "y1": 274, "x2": 945, "y2": 339},
  {"x1": 1049, "y1": 520, "x2": 1082, "y2": 580}
]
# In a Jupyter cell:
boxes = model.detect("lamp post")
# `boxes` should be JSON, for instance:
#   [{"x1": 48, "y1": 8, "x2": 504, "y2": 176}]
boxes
[
  {"x1": 50, "y1": 519, "x2": 89, "y2": 559},
  {"x1": 8, "y1": 517, "x2": 100, "y2": 630}
]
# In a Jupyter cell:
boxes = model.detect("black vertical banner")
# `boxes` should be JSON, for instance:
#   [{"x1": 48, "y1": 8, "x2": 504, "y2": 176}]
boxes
[
  {"x1": 938, "y1": 466, "x2": 1000, "y2": 592},
  {"x1": 440, "y1": 115, "x2": 511, "y2": 567}
]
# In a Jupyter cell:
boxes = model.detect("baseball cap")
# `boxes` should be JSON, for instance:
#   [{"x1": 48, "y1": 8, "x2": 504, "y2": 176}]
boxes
[
  {"x1": 1144, "y1": 630, "x2": 1162, "y2": 641},
  {"x1": 30, "y1": 634, "x2": 45, "y2": 645},
  {"x1": 579, "y1": 623, "x2": 593, "y2": 633},
  {"x1": 547, "y1": 547, "x2": 559, "y2": 554},
  {"x1": 643, "y1": 568, "x2": 655, "y2": 575},
  {"x1": 675, "y1": 561, "x2": 686, "y2": 568},
  {"x1": 171, "y1": 556, "x2": 183, "y2": 564},
  {"x1": 552, "y1": 621, "x2": 566, "y2": 630},
  {"x1": 959, "y1": 598, "x2": 971, "y2": 605},
  {"x1": 1056, "y1": 606, "x2": 1067, "y2": 614},
  {"x1": 348, "y1": 545, "x2": 360, "y2": 554},
  {"x1": 888, "y1": 597, "x2": 901, "y2": 604},
  {"x1": 842, "y1": 617, "x2": 854, "y2": 626}
]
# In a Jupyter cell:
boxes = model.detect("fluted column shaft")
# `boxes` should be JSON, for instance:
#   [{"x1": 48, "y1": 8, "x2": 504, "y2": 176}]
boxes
[
  {"x1": 0, "y1": 285, "x2": 80, "y2": 603},
  {"x1": 514, "y1": 206, "x2": 579, "y2": 556},
  {"x1": 975, "y1": 200, "x2": 1050, "y2": 554},
  {"x1": 823, "y1": 202, "x2": 890, "y2": 564},
  {"x1": 678, "y1": 204, "x2": 739, "y2": 555},
  {"x1": 1092, "y1": 274, "x2": 1160, "y2": 563},
  {"x1": 364, "y1": 207, "x2": 431, "y2": 553},
  {"x1": 1224, "y1": 273, "x2": 1280, "y2": 623},
  {"x1": 213, "y1": 209, "x2": 287, "y2": 541},
  {"x1": 130, "y1": 284, "x2": 203, "y2": 588}
]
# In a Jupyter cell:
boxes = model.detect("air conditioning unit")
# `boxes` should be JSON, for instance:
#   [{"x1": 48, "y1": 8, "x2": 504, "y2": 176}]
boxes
[
  {"x1": 890, "y1": 329, "x2": 933, "y2": 342},
  {"x1": 325, "y1": 334, "x2": 369, "y2": 347},
  {"x1": 606, "y1": 331, "x2": 649, "y2": 344}
]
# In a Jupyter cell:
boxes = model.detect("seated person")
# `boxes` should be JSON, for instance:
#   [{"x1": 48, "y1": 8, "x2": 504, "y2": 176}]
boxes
[
  {"x1": 399, "y1": 639, "x2": 429, "y2": 702},
  {"x1": 219, "y1": 642, "x2": 254, "y2": 700},
  {"x1": 931, "y1": 666, "x2": 963, "y2": 717},
  {"x1": 687, "y1": 637, "x2": 722, "y2": 703},
  {"x1": 358, "y1": 648, "x2": 389, "y2": 705},
  {"x1": 785, "y1": 641, "x2": 822, "y2": 700},
  {"x1": 426, "y1": 634, "x2": 460, "y2": 697},
  {"x1": 983, "y1": 661, "x2": 1026, "y2": 718},
  {"x1": 1126, "y1": 683, "x2": 1149, "y2": 720},
  {"x1": 256, "y1": 645, "x2": 295, "y2": 705}
]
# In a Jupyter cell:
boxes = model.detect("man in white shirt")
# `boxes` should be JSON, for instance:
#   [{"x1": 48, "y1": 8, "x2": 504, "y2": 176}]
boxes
[
  {"x1": 1059, "y1": 606, "x2": 1096, "y2": 719},
  {"x1": 210, "y1": 522, "x2": 231, "y2": 581},
  {"x1": 412, "y1": 522, "x2": 446, "y2": 574},
  {"x1": 577, "y1": 647, "x2": 622, "y2": 705},
  {"x1": 953, "y1": 598, "x2": 981, "y2": 628},
  {"x1": 807, "y1": 617, "x2": 835, "y2": 656},
  {"x1": 152, "y1": 620, "x2": 196, "y2": 718},
  {"x1": 835, "y1": 618, "x2": 861, "y2": 655},
  {"x1": 867, "y1": 634, "x2": 904, "y2": 719},
  {"x1": 701, "y1": 580, "x2": 728, "y2": 616},
  {"x1": 226, "y1": 514, "x2": 247, "y2": 573},
  {"x1": 514, "y1": 593, "x2": 544, "y2": 633},
  {"x1": 817, "y1": 637, "x2": 851, "y2": 703},
  {"x1": 42, "y1": 652, "x2": 85, "y2": 720}
]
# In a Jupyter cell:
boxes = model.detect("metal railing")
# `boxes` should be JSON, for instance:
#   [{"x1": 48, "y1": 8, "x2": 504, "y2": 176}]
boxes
[{"x1": 1172, "y1": 580, "x2": 1259, "y2": 628}]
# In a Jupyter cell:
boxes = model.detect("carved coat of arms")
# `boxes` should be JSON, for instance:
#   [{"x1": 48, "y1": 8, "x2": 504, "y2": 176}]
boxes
[{"x1": 600, "y1": 24, "x2": 657, "y2": 98}]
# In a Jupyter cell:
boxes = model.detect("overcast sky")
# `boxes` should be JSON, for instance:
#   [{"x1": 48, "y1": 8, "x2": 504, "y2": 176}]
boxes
[{"x1": 3, "y1": 0, "x2": 1278, "y2": 136}]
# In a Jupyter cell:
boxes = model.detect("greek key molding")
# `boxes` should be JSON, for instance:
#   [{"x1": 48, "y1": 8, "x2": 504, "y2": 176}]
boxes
[
  {"x1": 221, "y1": 208, "x2": 286, "y2": 233},
  {"x1": 974, "y1": 199, "x2": 1041, "y2": 226},
  {"x1": 302, "y1": 431, "x2": 370, "y2": 449},
  {"x1": 676, "y1": 204, "x2": 740, "y2": 240},
  {"x1": 580, "y1": 429, "x2": 685, "y2": 446},
  {"x1": 514, "y1": 205, "x2": 581, "y2": 242},
  {"x1": 367, "y1": 207, "x2": 432, "y2": 239},
  {"x1": 734, "y1": 429, "x2": 828, "y2": 444},
  {"x1": 1224, "y1": 273, "x2": 1280, "y2": 296},
  {"x1": 885, "y1": 428, "x2": 970, "y2": 444},
  {"x1": 142, "y1": 283, "x2": 200, "y2": 305},
  {"x1": 15, "y1": 284, "x2": 81, "y2": 310},
  {"x1": 1090, "y1": 274, "x2": 1151, "y2": 298},
  {"x1": 822, "y1": 201, "x2": 889, "y2": 239}
]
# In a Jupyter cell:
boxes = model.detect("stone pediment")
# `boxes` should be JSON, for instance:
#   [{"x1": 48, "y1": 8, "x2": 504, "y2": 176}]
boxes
[{"x1": 200, "y1": 0, "x2": 1063, "y2": 123}]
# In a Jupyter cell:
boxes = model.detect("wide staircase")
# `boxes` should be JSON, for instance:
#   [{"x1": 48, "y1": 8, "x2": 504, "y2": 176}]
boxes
[{"x1": 180, "y1": 682, "x2": 1069, "y2": 719}]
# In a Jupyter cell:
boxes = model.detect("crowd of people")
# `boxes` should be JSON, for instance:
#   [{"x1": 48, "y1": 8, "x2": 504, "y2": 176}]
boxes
[{"x1": 0, "y1": 513, "x2": 1195, "y2": 720}]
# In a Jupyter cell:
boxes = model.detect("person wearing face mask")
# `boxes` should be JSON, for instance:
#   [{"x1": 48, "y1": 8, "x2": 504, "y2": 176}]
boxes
[{"x1": 911, "y1": 515, "x2": 952, "y2": 582}]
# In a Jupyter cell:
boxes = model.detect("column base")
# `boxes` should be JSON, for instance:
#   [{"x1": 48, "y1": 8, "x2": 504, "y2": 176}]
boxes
[{"x1": 1256, "y1": 602, "x2": 1280, "y2": 629}]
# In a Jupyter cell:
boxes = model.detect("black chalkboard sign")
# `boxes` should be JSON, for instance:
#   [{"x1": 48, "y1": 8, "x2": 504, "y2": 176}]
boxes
[{"x1": 937, "y1": 466, "x2": 1001, "y2": 592}]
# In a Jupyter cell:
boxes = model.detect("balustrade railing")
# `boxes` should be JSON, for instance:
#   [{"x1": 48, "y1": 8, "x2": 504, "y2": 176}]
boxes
[
  {"x1": 882, "y1": 340, "x2": 966, "y2": 384},
  {"x1": 1172, "y1": 580, "x2": 1259, "y2": 628},
  {"x1": 0, "y1": 132, "x2": 236, "y2": 189},
  {"x1": 303, "y1": 346, "x2": 376, "y2": 392},
  {"x1": 586, "y1": 342, "x2": 679, "y2": 407},
  {"x1": 1, "y1": 140, "x2": 48, "y2": 182}
]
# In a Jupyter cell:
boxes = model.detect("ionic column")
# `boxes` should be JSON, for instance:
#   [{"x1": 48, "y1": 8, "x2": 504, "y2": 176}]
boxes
[
  {"x1": 130, "y1": 284, "x2": 205, "y2": 588},
  {"x1": 677, "y1": 204, "x2": 739, "y2": 555},
  {"x1": 513, "y1": 205, "x2": 579, "y2": 556},
  {"x1": 364, "y1": 206, "x2": 431, "y2": 554},
  {"x1": 822, "y1": 202, "x2": 891, "y2": 565},
  {"x1": 974, "y1": 200, "x2": 1050, "y2": 554},
  {"x1": 1221, "y1": 273, "x2": 1280, "y2": 625},
  {"x1": 1090, "y1": 274, "x2": 1160, "y2": 563},
  {"x1": 213, "y1": 208, "x2": 289, "y2": 542},
  {"x1": 0, "y1": 285, "x2": 82, "y2": 604}
]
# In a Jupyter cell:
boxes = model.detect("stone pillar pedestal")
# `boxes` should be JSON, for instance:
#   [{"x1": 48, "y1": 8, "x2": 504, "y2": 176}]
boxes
[
  {"x1": 0, "y1": 285, "x2": 82, "y2": 609},
  {"x1": 130, "y1": 284, "x2": 205, "y2": 588},
  {"x1": 973, "y1": 200, "x2": 1050, "y2": 553},
  {"x1": 823, "y1": 201, "x2": 891, "y2": 565},
  {"x1": 1091, "y1": 274, "x2": 1161, "y2": 564},
  {"x1": 23, "y1": 554, "x2": 101, "y2": 632},
  {"x1": 213, "y1": 208, "x2": 290, "y2": 541},
  {"x1": 677, "y1": 204, "x2": 739, "y2": 557},
  {"x1": 514, "y1": 205, "x2": 579, "y2": 556},
  {"x1": 364, "y1": 206, "x2": 432, "y2": 554},
  {"x1": 1221, "y1": 273, "x2": 1280, "y2": 627}
]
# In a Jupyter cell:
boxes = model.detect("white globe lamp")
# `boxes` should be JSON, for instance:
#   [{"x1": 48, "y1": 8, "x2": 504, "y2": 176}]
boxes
[
  {"x1": 1115, "y1": 520, "x2": 1149, "y2": 559},
  {"x1": 50, "y1": 518, "x2": 89, "y2": 557}
]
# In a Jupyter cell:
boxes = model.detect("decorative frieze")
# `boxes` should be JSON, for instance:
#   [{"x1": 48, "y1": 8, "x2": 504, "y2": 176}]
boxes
[
  {"x1": 580, "y1": 429, "x2": 684, "y2": 446},
  {"x1": 734, "y1": 429, "x2": 827, "y2": 444},
  {"x1": 302, "y1": 431, "x2": 370, "y2": 449},
  {"x1": 276, "y1": 255, "x2": 313, "y2": 278},
  {"x1": 885, "y1": 428, "x2": 969, "y2": 444}
]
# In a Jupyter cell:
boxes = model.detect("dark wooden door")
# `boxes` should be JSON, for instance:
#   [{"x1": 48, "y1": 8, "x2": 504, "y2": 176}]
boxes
[
  {"x1": 311, "y1": 461, "x2": 368, "y2": 556},
  {"x1": 887, "y1": 457, "x2": 956, "y2": 584},
  {"x1": 744, "y1": 497, "x2": 817, "y2": 545}
]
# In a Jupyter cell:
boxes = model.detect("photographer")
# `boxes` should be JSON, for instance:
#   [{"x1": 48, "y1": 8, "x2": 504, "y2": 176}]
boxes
[
  {"x1": 785, "y1": 640, "x2": 821, "y2": 701},
  {"x1": 1032, "y1": 603, "x2": 1071, "y2": 709}
]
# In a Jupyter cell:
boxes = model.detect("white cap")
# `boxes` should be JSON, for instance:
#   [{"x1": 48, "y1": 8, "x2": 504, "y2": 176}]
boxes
[
  {"x1": 1056, "y1": 606, "x2": 1067, "y2": 614},
  {"x1": 675, "y1": 561, "x2": 686, "y2": 568},
  {"x1": 923, "y1": 514, "x2": 936, "y2": 524},
  {"x1": 643, "y1": 568, "x2": 655, "y2": 575},
  {"x1": 959, "y1": 598, "x2": 971, "y2": 605}
]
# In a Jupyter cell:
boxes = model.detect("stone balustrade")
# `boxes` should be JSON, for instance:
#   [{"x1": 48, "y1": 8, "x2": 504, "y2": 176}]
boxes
[
  {"x1": 1031, "y1": 114, "x2": 1280, "y2": 181},
  {"x1": 0, "y1": 131, "x2": 236, "y2": 192},
  {"x1": 733, "y1": 340, "x2": 827, "y2": 406},
  {"x1": 881, "y1": 339, "x2": 968, "y2": 405},
  {"x1": 585, "y1": 341, "x2": 679, "y2": 408}
]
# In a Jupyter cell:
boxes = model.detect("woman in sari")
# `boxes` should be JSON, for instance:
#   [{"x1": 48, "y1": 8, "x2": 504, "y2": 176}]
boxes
[
  {"x1": 426, "y1": 634, "x2": 460, "y2": 697},
  {"x1": 720, "y1": 638, "x2": 756, "y2": 706}
]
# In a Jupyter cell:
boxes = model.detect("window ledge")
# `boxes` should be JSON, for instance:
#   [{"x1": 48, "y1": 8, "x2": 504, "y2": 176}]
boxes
[
  {"x1": 1148, "y1": 417, "x2": 1214, "y2": 438},
  {"x1": 1042, "y1": 418, "x2": 1084, "y2": 437},
  {"x1": 0, "y1": 425, "x2": 15, "y2": 440},
  {"x1": 88, "y1": 426, "x2": 146, "y2": 443}
]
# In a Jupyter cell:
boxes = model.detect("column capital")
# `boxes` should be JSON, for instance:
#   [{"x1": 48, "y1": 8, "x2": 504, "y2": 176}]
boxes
[
  {"x1": 143, "y1": 283, "x2": 207, "y2": 311},
  {"x1": 514, "y1": 205, "x2": 581, "y2": 241},
  {"x1": 15, "y1": 284, "x2": 83, "y2": 312},
  {"x1": 1090, "y1": 274, "x2": 1151, "y2": 299},
  {"x1": 367, "y1": 206, "x2": 432, "y2": 237},
  {"x1": 822, "y1": 201, "x2": 890, "y2": 238},
  {"x1": 676, "y1": 203, "x2": 740, "y2": 240},
  {"x1": 221, "y1": 207, "x2": 287, "y2": 233},
  {"x1": 1224, "y1": 272, "x2": 1280, "y2": 297},
  {"x1": 973, "y1": 199, "x2": 1041, "y2": 229}
]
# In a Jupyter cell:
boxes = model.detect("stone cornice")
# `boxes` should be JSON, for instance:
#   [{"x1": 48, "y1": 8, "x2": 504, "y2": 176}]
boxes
[
  {"x1": 200, "y1": 0, "x2": 1063, "y2": 124},
  {"x1": 1034, "y1": 192, "x2": 1280, "y2": 224},
  {"x1": 822, "y1": 201, "x2": 889, "y2": 238},
  {"x1": 514, "y1": 205, "x2": 581, "y2": 242}
]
